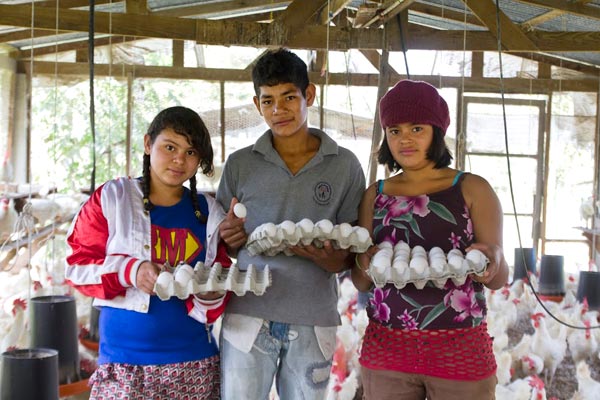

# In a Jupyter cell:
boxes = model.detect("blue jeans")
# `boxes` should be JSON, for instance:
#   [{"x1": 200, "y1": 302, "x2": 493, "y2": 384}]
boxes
[{"x1": 220, "y1": 320, "x2": 333, "y2": 400}]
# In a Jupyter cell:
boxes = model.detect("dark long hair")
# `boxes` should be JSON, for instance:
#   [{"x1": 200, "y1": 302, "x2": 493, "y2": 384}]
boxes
[
  {"x1": 141, "y1": 106, "x2": 213, "y2": 223},
  {"x1": 377, "y1": 126, "x2": 453, "y2": 173}
]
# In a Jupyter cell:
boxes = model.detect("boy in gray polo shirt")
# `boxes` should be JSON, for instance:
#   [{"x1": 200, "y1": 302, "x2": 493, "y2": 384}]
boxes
[{"x1": 216, "y1": 48, "x2": 365, "y2": 399}]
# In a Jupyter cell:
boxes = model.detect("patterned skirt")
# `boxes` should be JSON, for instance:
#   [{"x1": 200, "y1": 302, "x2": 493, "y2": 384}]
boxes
[{"x1": 88, "y1": 355, "x2": 220, "y2": 400}]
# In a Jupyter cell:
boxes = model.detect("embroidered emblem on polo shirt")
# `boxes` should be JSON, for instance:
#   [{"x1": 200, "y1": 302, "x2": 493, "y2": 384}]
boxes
[{"x1": 314, "y1": 181, "x2": 333, "y2": 205}]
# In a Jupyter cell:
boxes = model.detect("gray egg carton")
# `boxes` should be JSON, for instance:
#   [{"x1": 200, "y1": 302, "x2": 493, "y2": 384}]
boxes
[
  {"x1": 246, "y1": 219, "x2": 373, "y2": 256},
  {"x1": 154, "y1": 262, "x2": 272, "y2": 300},
  {"x1": 367, "y1": 242, "x2": 489, "y2": 290}
]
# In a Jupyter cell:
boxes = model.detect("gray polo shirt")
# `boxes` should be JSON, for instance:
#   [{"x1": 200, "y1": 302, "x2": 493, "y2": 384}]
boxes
[{"x1": 217, "y1": 128, "x2": 365, "y2": 326}]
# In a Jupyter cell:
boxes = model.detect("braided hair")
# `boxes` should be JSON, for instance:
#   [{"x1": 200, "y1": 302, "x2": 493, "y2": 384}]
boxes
[{"x1": 142, "y1": 106, "x2": 213, "y2": 223}]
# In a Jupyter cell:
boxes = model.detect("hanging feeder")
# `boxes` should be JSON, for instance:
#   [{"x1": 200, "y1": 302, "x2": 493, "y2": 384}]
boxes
[
  {"x1": 30, "y1": 295, "x2": 81, "y2": 385},
  {"x1": 576, "y1": 271, "x2": 600, "y2": 310},
  {"x1": 512, "y1": 247, "x2": 537, "y2": 282},
  {"x1": 0, "y1": 348, "x2": 59, "y2": 400},
  {"x1": 538, "y1": 254, "x2": 565, "y2": 301}
]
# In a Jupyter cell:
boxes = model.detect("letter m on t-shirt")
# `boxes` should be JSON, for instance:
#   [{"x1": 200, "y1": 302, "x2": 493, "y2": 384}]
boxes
[{"x1": 151, "y1": 226, "x2": 202, "y2": 265}]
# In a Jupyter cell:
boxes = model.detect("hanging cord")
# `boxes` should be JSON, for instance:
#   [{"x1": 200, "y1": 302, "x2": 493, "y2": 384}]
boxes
[
  {"x1": 47, "y1": 0, "x2": 61, "y2": 295},
  {"x1": 89, "y1": 0, "x2": 97, "y2": 193},
  {"x1": 458, "y1": 0, "x2": 468, "y2": 171},
  {"x1": 396, "y1": 14, "x2": 410, "y2": 79},
  {"x1": 24, "y1": 0, "x2": 36, "y2": 300},
  {"x1": 106, "y1": 1, "x2": 113, "y2": 178},
  {"x1": 344, "y1": 51, "x2": 357, "y2": 140},
  {"x1": 324, "y1": 0, "x2": 331, "y2": 103},
  {"x1": 493, "y1": 0, "x2": 599, "y2": 330}
]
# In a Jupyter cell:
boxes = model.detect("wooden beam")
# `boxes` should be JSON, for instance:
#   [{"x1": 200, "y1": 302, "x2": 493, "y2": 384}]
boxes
[
  {"x1": 538, "y1": 62, "x2": 551, "y2": 79},
  {"x1": 506, "y1": 51, "x2": 599, "y2": 76},
  {"x1": 273, "y1": 0, "x2": 326, "y2": 31},
  {"x1": 360, "y1": 50, "x2": 381, "y2": 71},
  {"x1": 362, "y1": 0, "x2": 418, "y2": 28},
  {"x1": 1, "y1": 4, "x2": 599, "y2": 53},
  {"x1": 463, "y1": 0, "x2": 538, "y2": 51},
  {"x1": 406, "y1": 25, "x2": 600, "y2": 52},
  {"x1": 471, "y1": 51, "x2": 483, "y2": 78},
  {"x1": 20, "y1": 61, "x2": 600, "y2": 92},
  {"x1": 125, "y1": 0, "x2": 148, "y2": 15},
  {"x1": 17, "y1": 36, "x2": 139, "y2": 59},
  {"x1": 513, "y1": 0, "x2": 600, "y2": 21},
  {"x1": 521, "y1": 9, "x2": 564, "y2": 30},
  {"x1": 319, "y1": 0, "x2": 351, "y2": 24},
  {"x1": 173, "y1": 39, "x2": 184, "y2": 67},
  {"x1": 521, "y1": 0, "x2": 596, "y2": 30},
  {"x1": 0, "y1": 29, "x2": 55, "y2": 43}
]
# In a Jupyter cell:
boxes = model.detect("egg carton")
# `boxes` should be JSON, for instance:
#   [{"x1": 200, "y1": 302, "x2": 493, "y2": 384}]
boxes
[
  {"x1": 154, "y1": 262, "x2": 272, "y2": 300},
  {"x1": 246, "y1": 219, "x2": 372, "y2": 256},
  {"x1": 367, "y1": 241, "x2": 489, "y2": 290}
]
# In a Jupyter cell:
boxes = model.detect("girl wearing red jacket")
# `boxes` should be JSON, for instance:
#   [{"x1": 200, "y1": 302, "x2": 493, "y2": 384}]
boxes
[{"x1": 66, "y1": 106, "x2": 231, "y2": 400}]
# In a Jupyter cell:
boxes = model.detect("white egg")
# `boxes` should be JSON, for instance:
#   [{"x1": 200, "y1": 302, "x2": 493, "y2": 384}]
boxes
[
  {"x1": 233, "y1": 203, "x2": 247, "y2": 218},
  {"x1": 448, "y1": 255, "x2": 465, "y2": 272},
  {"x1": 411, "y1": 245, "x2": 427, "y2": 257},
  {"x1": 371, "y1": 254, "x2": 391, "y2": 272},
  {"x1": 297, "y1": 218, "x2": 315, "y2": 234},
  {"x1": 409, "y1": 256, "x2": 428, "y2": 275},
  {"x1": 315, "y1": 219, "x2": 334, "y2": 235},
  {"x1": 175, "y1": 264, "x2": 194, "y2": 283},
  {"x1": 338, "y1": 223, "x2": 353, "y2": 238},
  {"x1": 429, "y1": 247, "x2": 444, "y2": 257},
  {"x1": 394, "y1": 249, "x2": 410, "y2": 261},
  {"x1": 394, "y1": 241, "x2": 410, "y2": 252},
  {"x1": 263, "y1": 223, "x2": 277, "y2": 237},
  {"x1": 280, "y1": 220, "x2": 297, "y2": 236},
  {"x1": 156, "y1": 271, "x2": 174, "y2": 287},
  {"x1": 379, "y1": 241, "x2": 393, "y2": 250},
  {"x1": 371, "y1": 249, "x2": 392, "y2": 268},
  {"x1": 466, "y1": 249, "x2": 488, "y2": 272},
  {"x1": 448, "y1": 249, "x2": 463, "y2": 259},
  {"x1": 430, "y1": 258, "x2": 446, "y2": 276},
  {"x1": 352, "y1": 226, "x2": 371, "y2": 243},
  {"x1": 392, "y1": 259, "x2": 408, "y2": 273}
]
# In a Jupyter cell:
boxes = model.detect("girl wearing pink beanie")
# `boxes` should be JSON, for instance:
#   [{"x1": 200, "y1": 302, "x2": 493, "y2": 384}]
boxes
[{"x1": 351, "y1": 80, "x2": 508, "y2": 399}]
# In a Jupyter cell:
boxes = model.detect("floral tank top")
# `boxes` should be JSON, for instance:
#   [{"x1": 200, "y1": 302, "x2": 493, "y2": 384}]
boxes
[{"x1": 367, "y1": 172, "x2": 487, "y2": 330}]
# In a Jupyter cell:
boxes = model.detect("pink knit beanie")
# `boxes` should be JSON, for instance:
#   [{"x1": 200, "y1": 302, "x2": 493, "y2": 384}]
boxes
[{"x1": 379, "y1": 80, "x2": 450, "y2": 134}]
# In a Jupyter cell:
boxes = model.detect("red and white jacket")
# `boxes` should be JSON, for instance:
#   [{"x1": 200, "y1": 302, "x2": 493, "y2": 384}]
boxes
[{"x1": 65, "y1": 177, "x2": 231, "y2": 324}]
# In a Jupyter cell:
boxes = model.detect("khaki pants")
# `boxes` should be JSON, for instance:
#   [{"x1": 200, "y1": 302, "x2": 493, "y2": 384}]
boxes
[{"x1": 361, "y1": 366, "x2": 497, "y2": 400}]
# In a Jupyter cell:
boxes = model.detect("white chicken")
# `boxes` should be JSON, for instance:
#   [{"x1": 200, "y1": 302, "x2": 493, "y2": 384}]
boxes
[
  {"x1": 526, "y1": 375, "x2": 546, "y2": 400},
  {"x1": 567, "y1": 319, "x2": 598, "y2": 365},
  {"x1": 495, "y1": 350, "x2": 513, "y2": 385},
  {"x1": 46, "y1": 192, "x2": 88, "y2": 220},
  {"x1": 519, "y1": 354, "x2": 544, "y2": 377},
  {"x1": 572, "y1": 360, "x2": 600, "y2": 400},
  {"x1": 25, "y1": 198, "x2": 62, "y2": 225},
  {"x1": 0, "y1": 197, "x2": 18, "y2": 239},
  {"x1": 0, "y1": 297, "x2": 28, "y2": 352},
  {"x1": 495, "y1": 377, "x2": 533, "y2": 400},
  {"x1": 529, "y1": 313, "x2": 567, "y2": 387}
]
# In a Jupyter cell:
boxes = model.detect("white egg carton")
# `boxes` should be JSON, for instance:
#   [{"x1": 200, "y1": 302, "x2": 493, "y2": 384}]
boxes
[
  {"x1": 154, "y1": 262, "x2": 271, "y2": 300},
  {"x1": 246, "y1": 219, "x2": 372, "y2": 256},
  {"x1": 367, "y1": 241, "x2": 489, "y2": 289}
]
